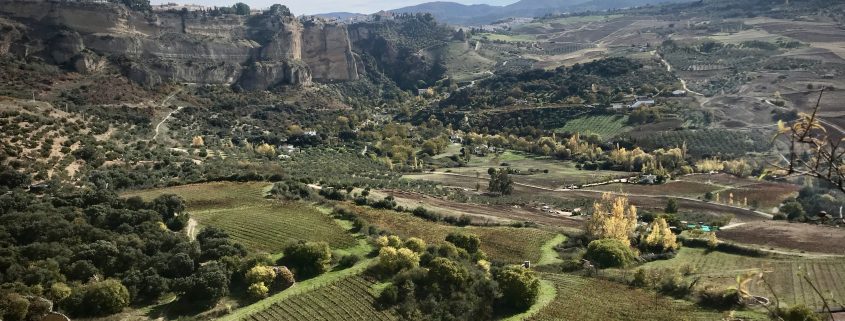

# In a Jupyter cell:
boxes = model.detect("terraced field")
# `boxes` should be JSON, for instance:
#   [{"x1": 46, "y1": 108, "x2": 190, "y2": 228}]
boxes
[
  {"x1": 122, "y1": 182, "x2": 357, "y2": 253},
  {"x1": 244, "y1": 275, "x2": 396, "y2": 321},
  {"x1": 641, "y1": 248, "x2": 845, "y2": 309},
  {"x1": 349, "y1": 206, "x2": 556, "y2": 264},
  {"x1": 529, "y1": 273, "x2": 724, "y2": 321},
  {"x1": 556, "y1": 114, "x2": 630, "y2": 139}
]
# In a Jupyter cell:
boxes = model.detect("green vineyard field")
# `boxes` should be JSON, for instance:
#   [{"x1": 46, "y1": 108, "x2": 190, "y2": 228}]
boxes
[
  {"x1": 556, "y1": 115, "x2": 630, "y2": 139},
  {"x1": 123, "y1": 182, "x2": 357, "y2": 252},
  {"x1": 642, "y1": 248, "x2": 845, "y2": 310},
  {"x1": 529, "y1": 273, "x2": 724, "y2": 321},
  {"x1": 244, "y1": 275, "x2": 396, "y2": 321}
]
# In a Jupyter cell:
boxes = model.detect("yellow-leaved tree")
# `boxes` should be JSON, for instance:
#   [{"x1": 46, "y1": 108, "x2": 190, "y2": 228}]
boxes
[
  {"x1": 191, "y1": 135, "x2": 204, "y2": 147},
  {"x1": 255, "y1": 143, "x2": 276, "y2": 157},
  {"x1": 585, "y1": 193, "x2": 638, "y2": 246},
  {"x1": 641, "y1": 217, "x2": 678, "y2": 252}
]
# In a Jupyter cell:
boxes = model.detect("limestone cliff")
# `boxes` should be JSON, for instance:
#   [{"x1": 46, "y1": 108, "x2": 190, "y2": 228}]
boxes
[
  {"x1": 0, "y1": 0, "x2": 360, "y2": 90},
  {"x1": 301, "y1": 19, "x2": 359, "y2": 82}
]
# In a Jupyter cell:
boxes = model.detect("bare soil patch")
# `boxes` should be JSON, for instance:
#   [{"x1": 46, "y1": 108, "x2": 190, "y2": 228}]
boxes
[
  {"x1": 718, "y1": 220, "x2": 845, "y2": 255},
  {"x1": 381, "y1": 189, "x2": 585, "y2": 229}
]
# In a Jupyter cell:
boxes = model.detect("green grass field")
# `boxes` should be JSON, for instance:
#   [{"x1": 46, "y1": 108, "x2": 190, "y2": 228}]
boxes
[
  {"x1": 556, "y1": 115, "x2": 630, "y2": 139},
  {"x1": 122, "y1": 182, "x2": 357, "y2": 253},
  {"x1": 641, "y1": 248, "x2": 845, "y2": 309},
  {"x1": 528, "y1": 273, "x2": 725, "y2": 321},
  {"x1": 350, "y1": 206, "x2": 556, "y2": 264}
]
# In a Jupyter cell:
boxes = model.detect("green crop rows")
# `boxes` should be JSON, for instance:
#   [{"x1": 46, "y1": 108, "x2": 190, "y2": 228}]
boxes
[
  {"x1": 123, "y1": 182, "x2": 357, "y2": 253},
  {"x1": 245, "y1": 275, "x2": 397, "y2": 321},
  {"x1": 556, "y1": 115, "x2": 630, "y2": 139},
  {"x1": 642, "y1": 248, "x2": 845, "y2": 310},
  {"x1": 529, "y1": 273, "x2": 723, "y2": 321}
]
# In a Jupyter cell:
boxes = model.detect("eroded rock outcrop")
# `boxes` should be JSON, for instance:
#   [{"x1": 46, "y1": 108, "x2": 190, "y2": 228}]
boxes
[{"x1": 0, "y1": 0, "x2": 360, "y2": 90}]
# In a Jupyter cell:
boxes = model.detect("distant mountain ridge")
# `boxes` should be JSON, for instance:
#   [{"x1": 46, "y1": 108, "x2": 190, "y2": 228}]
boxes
[{"x1": 390, "y1": 0, "x2": 693, "y2": 25}]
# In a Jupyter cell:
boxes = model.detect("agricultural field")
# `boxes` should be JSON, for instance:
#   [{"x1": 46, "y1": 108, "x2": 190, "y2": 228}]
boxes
[
  {"x1": 241, "y1": 275, "x2": 396, "y2": 321},
  {"x1": 717, "y1": 221, "x2": 845, "y2": 255},
  {"x1": 476, "y1": 33, "x2": 539, "y2": 43},
  {"x1": 528, "y1": 273, "x2": 726, "y2": 321},
  {"x1": 589, "y1": 180, "x2": 721, "y2": 198},
  {"x1": 641, "y1": 247, "x2": 845, "y2": 310},
  {"x1": 122, "y1": 182, "x2": 358, "y2": 253},
  {"x1": 624, "y1": 129, "x2": 772, "y2": 157},
  {"x1": 445, "y1": 150, "x2": 633, "y2": 188},
  {"x1": 348, "y1": 206, "x2": 557, "y2": 264},
  {"x1": 555, "y1": 114, "x2": 630, "y2": 139}
]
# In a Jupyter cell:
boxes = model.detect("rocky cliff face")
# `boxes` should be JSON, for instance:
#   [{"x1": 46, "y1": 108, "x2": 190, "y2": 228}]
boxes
[
  {"x1": 0, "y1": 0, "x2": 360, "y2": 90},
  {"x1": 301, "y1": 20, "x2": 359, "y2": 82}
]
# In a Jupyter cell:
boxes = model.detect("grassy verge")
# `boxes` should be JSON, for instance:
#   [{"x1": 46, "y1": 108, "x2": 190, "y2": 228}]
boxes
[{"x1": 537, "y1": 234, "x2": 566, "y2": 266}]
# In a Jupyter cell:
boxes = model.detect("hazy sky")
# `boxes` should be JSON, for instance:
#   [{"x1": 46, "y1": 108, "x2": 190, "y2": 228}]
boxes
[{"x1": 150, "y1": 0, "x2": 516, "y2": 15}]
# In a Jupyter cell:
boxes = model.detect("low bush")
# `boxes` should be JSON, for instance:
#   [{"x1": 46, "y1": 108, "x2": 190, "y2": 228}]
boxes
[{"x1": 584, "y1": 239, "x2": 637, "y2": 268}]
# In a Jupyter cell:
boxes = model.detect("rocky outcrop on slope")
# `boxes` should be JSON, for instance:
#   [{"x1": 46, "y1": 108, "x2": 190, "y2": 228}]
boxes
[{"x1": 0, "y1": 0, "x2": 360, "y2": 90}]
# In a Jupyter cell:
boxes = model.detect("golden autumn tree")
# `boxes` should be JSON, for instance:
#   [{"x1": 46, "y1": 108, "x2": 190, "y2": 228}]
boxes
[
  {"x1": 585, "y1": 193, "x2": 638, "y2": 246},
  {"x1": 255, "y1": 143, "x2": 276, "y2": 157},
  {"x1": 641, "y1": 217, "x2": 679, "y2": 253},
  {"x1": 191, "y1": 135, "x2": 204, "y2": 147}
]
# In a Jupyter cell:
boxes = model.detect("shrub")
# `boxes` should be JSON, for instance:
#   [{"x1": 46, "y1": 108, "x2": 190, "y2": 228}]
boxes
[
  {"x1": 706, "y1": 232, "x2": 718, "y2": 250},
  {"x1": 630, "y1": 268, "x2": 648, "y2": 287},
  {"x1": 584, "y1": 239, "x2": 637, "y2": 268},
  {"x1": 778, "y1": 305, "x2": 823, "y2": 321},
  {"x1": 494, "y1": 265, "x2": 540, "y2": 311},
  {"x1": 1, "y1": 293, "x2": 29, "y2": 321},
  {"x1": 445, "y1": 233, "x2": 481, "y2": 253},
  {"x1": 780, "y1": 200, "x2": 805, "y2": 221},
  {"x1": 245, "y1": 265, "x2": 276, "y2": 285},
  {"x1": 279, "y1": 241, "x2": 332, "y2": 279},
  {"x1": 338, "y1": 254, "x2": 360, "y2": 268},
  {"x1": 377, "y1": 247, "x2": 420, "y2": 274},
  {"x1": 698, "y1": 286, "x2": 741, "y2": 310},
  {"x1": 272, "y1": 266, "x2": 295, "y2": 291},
  {"x1": 404, "y1": 237, "x2": 427, "y2": 253},
  {"x1": 665, "y1": 199, "x2": 678, "y2": 213},
  {"x1": 49, "y1": 282, "x2": 72, "y2": 302},
  {"x1": 247, "y1": 282, "x2": 269, "y2": 300}
]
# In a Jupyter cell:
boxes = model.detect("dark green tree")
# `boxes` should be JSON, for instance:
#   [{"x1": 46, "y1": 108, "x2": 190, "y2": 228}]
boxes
[
  {"x1": 233, "y1": 2, "x2": 251, "y2": 15},
  {"x1": 178, "y1": 262, "x2": 230, "y2": 306},
  {"x1": 780, "y1": 199, "x2": 805, "y2": 221},
  {"x1": 665, "y1": 199, "x2": 678, "y2": 213},
  {"x1": 488, "y1": 168, "x2": 513, "y2": 195},
  {"x1": 278, "y1": 241, "x2": 332, "y2": 279}
]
